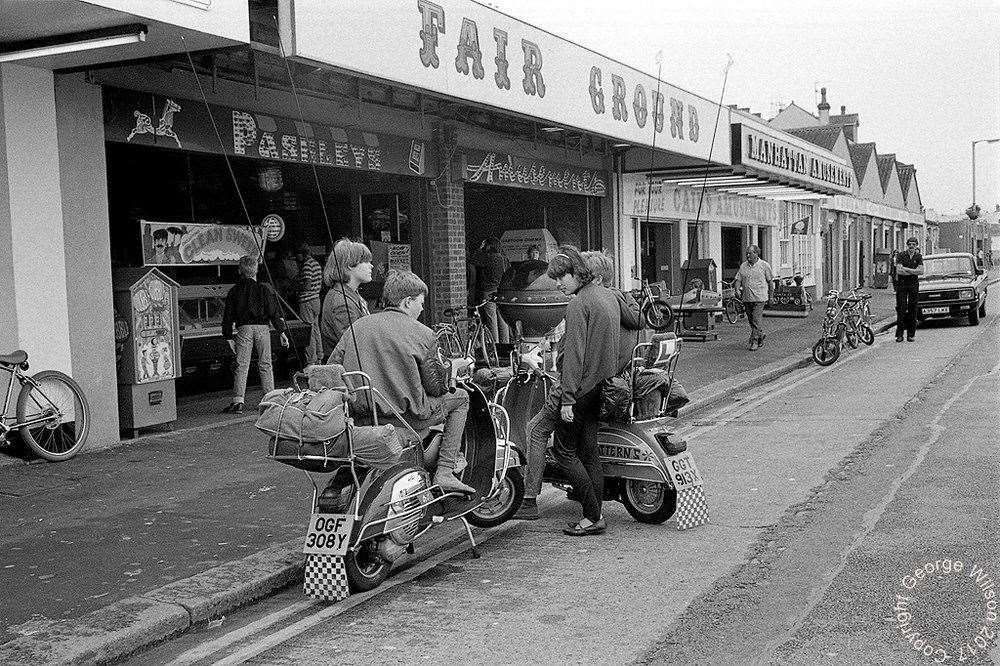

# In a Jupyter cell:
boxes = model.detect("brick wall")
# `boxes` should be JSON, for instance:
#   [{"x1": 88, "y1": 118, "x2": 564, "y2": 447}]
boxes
[{"x1": 425, "y1": 122, "x2": 467, "y2": 324}]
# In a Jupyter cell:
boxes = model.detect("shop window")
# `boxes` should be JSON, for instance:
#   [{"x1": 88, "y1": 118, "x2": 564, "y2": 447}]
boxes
[{"x1": 779, "y1": 205, "x2": 792, "y2": 269}]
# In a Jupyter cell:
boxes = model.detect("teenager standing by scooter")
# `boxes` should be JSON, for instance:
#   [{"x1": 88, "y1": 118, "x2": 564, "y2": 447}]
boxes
[{"x1": 546, "y1": 246, "x2": 620, "y2": 536}]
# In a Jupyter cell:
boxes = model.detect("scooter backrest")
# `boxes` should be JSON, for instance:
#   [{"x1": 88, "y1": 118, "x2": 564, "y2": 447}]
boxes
[{"x1": 636, "y1": 332, "x2": 682, "y2": 371}]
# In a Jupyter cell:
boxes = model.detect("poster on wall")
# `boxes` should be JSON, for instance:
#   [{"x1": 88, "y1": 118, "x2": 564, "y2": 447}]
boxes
[
  {"x1": 370, "y1": 241, "x2": 412, "y2": 281},
  {"x1": 140, "y1": 220, "x2": 266, "y2": 266}
]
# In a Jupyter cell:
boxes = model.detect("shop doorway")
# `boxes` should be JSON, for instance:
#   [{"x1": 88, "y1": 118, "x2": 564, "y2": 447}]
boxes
[
  {"x1": 105, "y1": 142, "x2": 423, "y2": 416},
  {"x1": 640, "y1": 222, "x2": 674, "y2": 291},
  {"x1": 721, "y1": 226, "x2": 745, "y2": 281}
]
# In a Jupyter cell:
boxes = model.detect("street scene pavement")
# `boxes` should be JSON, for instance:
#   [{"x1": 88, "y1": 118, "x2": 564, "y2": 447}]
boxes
[
  {"x1": 115, "y1": 288, "x2": 998, "y2": 665},
  {"x1": 0, "y1": 284, "x2": 993, "y2": 664}
]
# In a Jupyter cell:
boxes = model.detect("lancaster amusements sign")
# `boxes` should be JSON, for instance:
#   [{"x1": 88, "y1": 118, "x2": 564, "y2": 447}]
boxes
[
  {"x1": 103, "y1": 87, "x2": 429, "y2": 177},
  {"x1": 731, "y1": 123, "x2": 853, "y2": 195},
  {"x1": 289, "y1": 0, "x2": 731, "y2": 163}
]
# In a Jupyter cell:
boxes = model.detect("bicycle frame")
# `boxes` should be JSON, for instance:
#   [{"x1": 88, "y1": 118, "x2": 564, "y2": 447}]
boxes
[{"x1": 0, "y1": 363, "x2": 57, "y2": 437}]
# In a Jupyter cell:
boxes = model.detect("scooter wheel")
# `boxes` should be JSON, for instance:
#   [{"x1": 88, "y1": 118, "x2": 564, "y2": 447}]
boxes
[
  {"x1": 466, "y1": 468, "x2": 525, "y2": 528},
  {"x1": 345, "y1": 541, "x2": 392, "y2": 592},
  {"x1": 642, "y1": 299, "x2": 675, "y2": 331},
  {"x1": 812, "y1": 338, "x2": 840, "y2": 366},
  {"x1": 621, "y1": 480, "x2": 677, "y2": 524}
]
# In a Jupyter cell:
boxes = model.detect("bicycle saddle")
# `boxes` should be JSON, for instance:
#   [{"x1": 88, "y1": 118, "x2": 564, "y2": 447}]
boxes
[{"x1": 0, "y1": 350, "x2": 27, "y2": 365}]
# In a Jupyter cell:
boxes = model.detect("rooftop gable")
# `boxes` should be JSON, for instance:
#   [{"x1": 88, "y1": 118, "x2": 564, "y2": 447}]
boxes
[
  {"x1": 849, "y1": 142, "x2": 876, "y2": 183},
  {"x1": 786, "y1": 125, "x2": 845, "y2": 151},
  {"x1": 768, "y1": 102, "x2": 821, "y2": 130},
  {"x1": 877, "y1": 153, "x2": 897, "y2": 191}
]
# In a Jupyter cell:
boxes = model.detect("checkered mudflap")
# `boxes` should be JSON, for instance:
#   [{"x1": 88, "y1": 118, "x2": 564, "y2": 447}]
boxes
[
  {"x1": 674, "y1": 485, "x2": 710, "y2": 530},
  {"x1": 664, "y1": 451, "x2": 709, "y2": 530},
  {"x1": 303, "y1": 554, "x2": 350, "y2": 601}
]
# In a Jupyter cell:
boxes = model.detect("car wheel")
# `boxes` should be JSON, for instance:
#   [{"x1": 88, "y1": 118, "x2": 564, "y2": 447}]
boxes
[
  {"x1": 969, "y1": 306, "x2": 981, "y2": 326},
  {"x1": 979, "y1": 299, "x2": 986, "y2": 317}
]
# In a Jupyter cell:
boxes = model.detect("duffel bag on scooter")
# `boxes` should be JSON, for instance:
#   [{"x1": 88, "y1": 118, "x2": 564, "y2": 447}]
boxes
[
  {"x1": 268, "y1": 423, "x2": 403, "y2": 472},
  {"x1": 256, "y1": 386, "x2": 349, "y2": 443}
]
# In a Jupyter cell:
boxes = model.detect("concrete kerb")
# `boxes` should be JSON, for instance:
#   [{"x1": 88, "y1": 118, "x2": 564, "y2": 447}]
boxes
[{"x1": 0, "y1": 538, "x2": 305, "y2": 666}]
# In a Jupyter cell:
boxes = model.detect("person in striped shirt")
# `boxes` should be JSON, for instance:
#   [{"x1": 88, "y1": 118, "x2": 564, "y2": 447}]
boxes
[{"x1": 295, "y1": 242, "x2": 324, "y2": 365}]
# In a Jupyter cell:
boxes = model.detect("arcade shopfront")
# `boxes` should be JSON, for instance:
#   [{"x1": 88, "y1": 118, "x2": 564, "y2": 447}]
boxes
[{"x1": 102, "y1": 86, "x2": 430, "y2": 396}]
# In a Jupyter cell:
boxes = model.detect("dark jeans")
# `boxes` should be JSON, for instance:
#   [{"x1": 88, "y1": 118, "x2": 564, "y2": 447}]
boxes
[
  {"x1": 553, "y1": 386, "x2": 604, "y2": 523},
  {"x1": 745, "y1": 301, "x2": 766, "y2": 344},
  {"x1": 895, "y1": 282, "x2": 919, "y2": 338}
]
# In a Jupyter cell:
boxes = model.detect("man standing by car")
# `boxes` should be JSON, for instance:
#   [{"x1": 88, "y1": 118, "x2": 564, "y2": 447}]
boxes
[
  {"x1": 895, "y1": 237, "x2": 924, "y2": 342},
  {"x1": 733, "y1": 245, "x2": 773, "y2": 351}
]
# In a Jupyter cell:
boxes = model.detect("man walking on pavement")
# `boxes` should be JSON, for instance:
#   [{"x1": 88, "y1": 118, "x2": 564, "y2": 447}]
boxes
[
  {"x1": 734, "y1": 245, "x2": 773, "y2": 351},
  {"x1": 894, "y1": 237, "x2": 924, "y2": 343},
  {"x1": 295, "y1": 242, "x2": 323, "y2": 365},
  {"x1": 221, "y1": 255, "x2": 289, "y2": 413}
]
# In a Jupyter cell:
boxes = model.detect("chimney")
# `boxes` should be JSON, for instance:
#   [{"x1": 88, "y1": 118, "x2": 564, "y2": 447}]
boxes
[
  {"x1": 818, "y1": 87, "x2": 830, "y2": 124},
  {"x1": 840, "y1": 105, "x2": 846, "y2": 115}
]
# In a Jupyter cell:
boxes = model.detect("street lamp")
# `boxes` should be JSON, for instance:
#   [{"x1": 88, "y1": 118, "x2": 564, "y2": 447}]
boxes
[{"x1": 972, "y1": 138, "x2": 1000, "y2": 258}]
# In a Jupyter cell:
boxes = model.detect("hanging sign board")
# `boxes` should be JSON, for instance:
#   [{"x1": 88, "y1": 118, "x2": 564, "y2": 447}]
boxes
[
  {"x1": 262, "y1": 214, "x2": 286, "y2": 242},
  {"x1": 103, "y1": 87, "x2": 430, "y2": 177},
  {"x1": 731, "y1": 123, "x2": 853, "y2": 195},
  {"x1": 140, "y1": 220, "x2": 265, "y2": 266}
]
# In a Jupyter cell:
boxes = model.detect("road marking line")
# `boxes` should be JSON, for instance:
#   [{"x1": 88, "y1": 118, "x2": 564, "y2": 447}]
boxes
[
  {"x1": 163, "y1": 599, "x2": 317, "y2": 666},
  {"x1": 209, "y1": 527, "x2": 512, "y2": 666}
]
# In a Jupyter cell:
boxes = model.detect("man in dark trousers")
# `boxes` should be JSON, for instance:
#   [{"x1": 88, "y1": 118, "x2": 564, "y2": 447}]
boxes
[
  {"x1": 221, "y1": 255, "x2": 289, "y2": 413},
  {"x1": 894, "y1": 237, "x2": 924, "y2": 342}
]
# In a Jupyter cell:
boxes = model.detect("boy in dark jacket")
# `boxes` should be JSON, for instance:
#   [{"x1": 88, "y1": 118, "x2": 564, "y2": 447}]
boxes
[{"x1": 331, "y1": 270, "x2": 475, "y2": 495}]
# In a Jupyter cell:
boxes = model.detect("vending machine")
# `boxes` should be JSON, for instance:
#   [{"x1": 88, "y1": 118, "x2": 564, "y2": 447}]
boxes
[{"x1": 113, "y1": 268, "x2": 181, "y2": 437}]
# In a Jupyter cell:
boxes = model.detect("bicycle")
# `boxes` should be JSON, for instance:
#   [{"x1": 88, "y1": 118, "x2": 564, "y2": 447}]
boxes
[
  {"x1": 631, "y1": 279, "x2": 675, "y2": 331},
  {"x1": 720, "y1": 279, "x2": 745, "y2": 324},
  {"x1": 0, "y1": 350, "x2": 90, "y2": 461},
  {"x1": 811, "y1": 290, "x2": 870, "y2": 365},
  {"x1": 435, "y1": 300, "x2": 500, "y2": 368}
]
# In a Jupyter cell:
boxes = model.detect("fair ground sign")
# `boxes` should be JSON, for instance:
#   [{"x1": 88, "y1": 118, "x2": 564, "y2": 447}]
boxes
[{"x1": 289, "y1": 0, "x2": 731, "y2": 163}]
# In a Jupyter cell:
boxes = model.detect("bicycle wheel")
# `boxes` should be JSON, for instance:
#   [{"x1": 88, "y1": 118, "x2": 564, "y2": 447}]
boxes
[
  {"x1": 723, "y1": 299, "x2": 738, "y2": 324},
  {"x1": 642, "y1": 299, "x2": 675, "y2": 331},
  {"x1": 812, "y1": 338, "x2": 840, "y2": 366},
  {"x1": 859, "y1": 325, "x2": 875, "y2": 346},
  {"x1": 17, "y1": 370, "x2": 90, "y2": 462}
]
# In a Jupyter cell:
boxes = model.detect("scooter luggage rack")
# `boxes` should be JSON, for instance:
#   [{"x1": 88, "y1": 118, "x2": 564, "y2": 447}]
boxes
[
  {"x1": 336, "y1": 371, "x2": 485, "y2": 550},
  {"x1": 629, "y1": 333, "x2": 682, "y2": 422}
]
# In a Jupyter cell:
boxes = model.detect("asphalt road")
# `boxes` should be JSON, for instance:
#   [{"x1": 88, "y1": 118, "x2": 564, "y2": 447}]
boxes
[{"x1": 128, "y1": 292, "x2": 1000, "y2": 665}]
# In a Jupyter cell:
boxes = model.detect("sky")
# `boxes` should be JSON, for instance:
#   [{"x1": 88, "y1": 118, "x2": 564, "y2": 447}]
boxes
[{"x1": 489, "y1": 0, "x2": 1000, "y2": 214}]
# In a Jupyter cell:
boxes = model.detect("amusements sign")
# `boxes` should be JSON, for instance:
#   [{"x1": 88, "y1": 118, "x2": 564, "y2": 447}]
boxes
[
  {"x1": 103, "y1": 87, "x2": 429, "y2": 177},
  {"x1": 140, "y1": 221, "x2": 265, "y2": 266},
  {"x1": 465, "y1": 150, "x2": 606, "y2": 196}
]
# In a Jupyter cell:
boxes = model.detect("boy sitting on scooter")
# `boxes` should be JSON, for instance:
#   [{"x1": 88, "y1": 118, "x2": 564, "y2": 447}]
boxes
[{"x1": 331, "y1": 270, "x2": 476, "y2": 495}]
